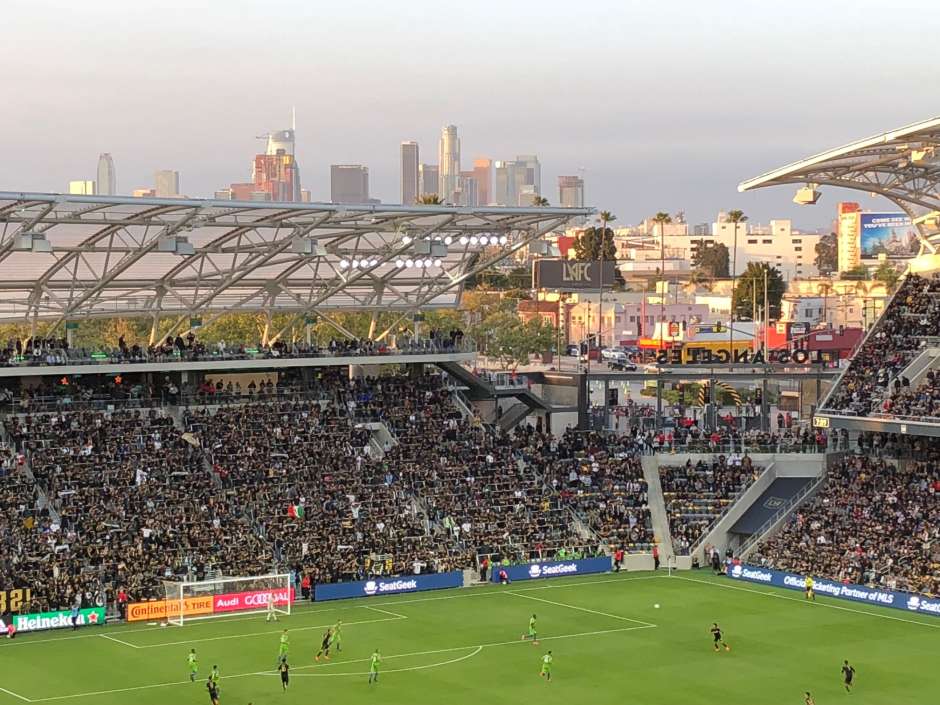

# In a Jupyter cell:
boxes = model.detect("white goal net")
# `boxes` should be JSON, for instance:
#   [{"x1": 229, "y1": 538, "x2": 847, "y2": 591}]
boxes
[{"x1": 162, "y1": 573, "x2": 292, "y2": 626}]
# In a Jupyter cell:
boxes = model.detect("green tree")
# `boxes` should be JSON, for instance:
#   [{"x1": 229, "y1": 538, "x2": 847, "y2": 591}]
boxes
[
  {"x1": 532, "y1": 196, "x2": 550, "y2": 207},
  {"x1": 477, "y1": 310, "x2": 555, "y2": 370},
  {"x1": 732, "y1": 262, "x2": 785, "y2": 320},
  {"x1": 691, "y1": 241, "x2": 730, "y2": 278},
  {"x1": 873, "y1": 261, "x2": 900, "y2": 288},
  {"x1": 417, "y1": 194, "x2": 444, "y2": 205},
  {"x1": 842, "y1": 264, "x2": 870, "y2": 281},
  {"x1": 814, "y1": 232, "x2": 837, "y2": 274},
  {"x1": 572, "y1": 225, "x2": 616, "y2": 261}
]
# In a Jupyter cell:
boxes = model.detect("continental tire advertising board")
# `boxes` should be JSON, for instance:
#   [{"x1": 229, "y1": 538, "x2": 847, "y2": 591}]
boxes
[{"x1": 533, "y1": 260, "x2": 618, "y2": 291}]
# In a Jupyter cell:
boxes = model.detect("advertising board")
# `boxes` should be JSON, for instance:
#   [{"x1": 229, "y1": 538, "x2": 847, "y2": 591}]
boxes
[
  {"x1": 490, "y1": 557, "x2": 611, "y2": 583},
  {"x1": 859, "y1": 213, "x2": 918, "y2": 259},
  {"x1": 314, "y1": 572, "x2": 463, "y2": 601}
]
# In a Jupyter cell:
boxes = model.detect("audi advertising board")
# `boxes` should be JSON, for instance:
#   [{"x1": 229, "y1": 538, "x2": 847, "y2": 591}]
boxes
[{"x1": 533, "y1": 260, "x2": 618, "y2": 291}]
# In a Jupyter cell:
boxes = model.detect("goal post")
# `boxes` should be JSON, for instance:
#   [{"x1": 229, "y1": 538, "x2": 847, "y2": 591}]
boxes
[{"x1": 162, "y1": 573, "x2": 293, "y2": 626}]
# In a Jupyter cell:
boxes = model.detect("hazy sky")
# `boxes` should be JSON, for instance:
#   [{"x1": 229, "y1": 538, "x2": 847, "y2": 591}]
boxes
[{"x1": 2, "y1": 0, "x2": 938, "y2": 228}]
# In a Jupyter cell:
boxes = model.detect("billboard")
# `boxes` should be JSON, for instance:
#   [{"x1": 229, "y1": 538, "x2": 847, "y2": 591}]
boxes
[
  {"x1": 726, "y1": 564, "x2": 940, "y2": 618},
  {"x1": 314, "y1": 571, "x2": 463, "y2": 601},
  {"x1": 859, "y1": 213, "x2": 918, "y2": 259},
  {"x1": 0, "y1": 607, "x2": 105, "y2": 633},
  {"x1": 126, "y1": 595, "x2": 215, "y2": 622},
  {"x1": 213, "y1": 587, "x2": 294, "y2": 613},
  {"x1": 490, "y1": 557, "x2": 611, "y2": 583},
  {"x1": 533, "y1": 260, "x2": 618, "y2": 291}
]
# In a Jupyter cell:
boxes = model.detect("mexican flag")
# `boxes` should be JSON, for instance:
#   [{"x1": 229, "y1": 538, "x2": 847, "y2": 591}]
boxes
[{"x1": 287, "y1": 504, "x2": 305, "y2": 519}]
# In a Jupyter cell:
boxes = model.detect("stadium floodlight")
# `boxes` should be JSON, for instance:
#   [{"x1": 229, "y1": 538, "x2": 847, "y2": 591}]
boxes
[
  {"x1": 402, "y1": 235, "x2": 412, "y2": 245},
  {"x1": 793, "y1": 185, "x2": 821, "y2": 205},
  {"x1": 459, "y1": 235, "x2": 469, "y2": 245},
  {"x1": 13, "y1": 232, "x2": 53, "y2": 253},
  {"x1": 470, "y1": 236, "x2": 479, "y2": 245},
  {"x1": 479, "y1": 235, "x2": 489, "y2": 245},
  {"x1": 395, "y1": 259, "x2": 405, "y2": 268},
  {"x1": 444, "y1": 235, "x2": 453, "y2": 245},
  {"x1": 405, "y1": 258, "x2": 414, "y2": 268},
  {"x1": 423, "y1": 258, "x2": 433, "y2": 267},
  {"x1": 163, "y1": 574, "x2": 291, "y2": 626},
  {"x1": 433, "y1": 258, "x2": 443, "y2": 267},
  {"x1": 339, "y1": 259, "x2": 349, "y2": 269},
  {"x1": 499, "y1": 235, "x2": 508, "y2": 245}
]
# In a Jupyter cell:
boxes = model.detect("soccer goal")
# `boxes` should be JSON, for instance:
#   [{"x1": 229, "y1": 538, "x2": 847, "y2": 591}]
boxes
[{"x1": 162, "y1": 573, "x2": 292, "y2": 626}]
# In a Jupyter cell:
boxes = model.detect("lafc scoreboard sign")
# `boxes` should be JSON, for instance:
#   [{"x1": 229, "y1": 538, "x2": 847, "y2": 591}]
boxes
[{"x1": 533, "y1": 260, "x2": 618, "y2": 291}]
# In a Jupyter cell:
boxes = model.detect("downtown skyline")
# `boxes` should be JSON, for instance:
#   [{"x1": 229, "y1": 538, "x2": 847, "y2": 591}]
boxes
[{"x1": 2, "y1": 0, "x2": 935, "y2": 227}]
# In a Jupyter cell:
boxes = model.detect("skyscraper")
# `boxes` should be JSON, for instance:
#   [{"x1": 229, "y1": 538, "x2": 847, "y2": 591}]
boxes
[
  {"x1": 472, "y1": 158, "x2": 492, "y2": 206},
  {"x1": 438, "y1": 125, "x2": 460, "y2": 204},
  {"x1": 400, "y1": 141, "x2": 419, "y2": 205},
  {"x1": 418, "y1": 164, "x2": 439, "y2": 199},
  {"x1": 516, "y1": 155, "x2": 541, "y2": 197},
  {"x1": 154, "y1": 170, "x2": 180, "y2": 197},
  {"x1": 68, "y1": 180, "x2": 96, "y2": 195},
  {"x1": 228, "y1": 121, "x2": 302, "y2": 202},
  {"x1": 457, "y1": 171, "x2": 478, "y2": 207},
  {"x1": 493, "y1": 160, "x2": 517, "y2": 206},
  {"x1": 558, "y1": 175, "x2": 585, "y2": 209},
  {"x1": 330, "y1": 165, "x2": 370, "y2": 204},
  {"x1": 97, "y1": 153, "x2": 116, "y2": 196}
]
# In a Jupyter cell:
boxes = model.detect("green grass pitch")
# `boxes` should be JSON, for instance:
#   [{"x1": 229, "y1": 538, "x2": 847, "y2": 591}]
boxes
[{"x1": 0, "y1": 572, "x2": 936, "y2": 705}]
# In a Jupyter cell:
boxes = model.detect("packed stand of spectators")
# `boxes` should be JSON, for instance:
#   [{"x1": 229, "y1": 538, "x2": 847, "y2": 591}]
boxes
[
  {"x1": 753, "y1": 453, "x2": 939, "y2": 596},
  {"x1": 878, "y1": 367, "x2": 940, "y2": 420},
  {"x1": 539, "y1": 430, "x2": 652, "y2": 552},
  {"x1": 3, "y1": 409, "x2": 194, "y2": 611},
  {"x1": 627, "y1": 422, "x2": 828, "y2": 455},
  {"x1": 0, "y1": 328, "x2": 469, "y2": 368},
  {"x1": 661, "y1": 454, "x2": 761, "y2": 555},
  {"x1": 825, "y1": 273, "x2": 940, "y2": 416}
]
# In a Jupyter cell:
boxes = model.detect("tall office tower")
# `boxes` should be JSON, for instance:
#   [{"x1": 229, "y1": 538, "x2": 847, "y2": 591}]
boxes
[
  {"x1": 400, "y1": 141, "x2": 419, "y2": 205},
  {"x1": 472, "y1": 158, "x2": 492, "y2": 205},
  {"x1": 438, "y1": 125, "x2": 460, "y2": 203},
  {"x1": 229, "y1": 121, "x2": 303, "y2": 202},
  {"x1": 418, "y1": 164, "x2": 440, "y2": 198},
  {"x1": 516, "y1": 154, "x2": 541, "y2": 196},
  {"x1": 330, "y1": 165, "x2": 370, "y2": 204},
  {"x1": 154, "y1": 170, "x2": 180, "y2": 197},
  {"x1": 558, "y1": 175, "x2": 584, "y2": 208},
  {"x1": 493, "y1": 160, "x2": 517, "y2": 206},
  {"x1": 457, "y1": 171, "x2": 478, "y2": 207},
  {"x1": 97, "y1": 153, "x2": 116, "y2": 195},
  {"x1": 68, "y1": 180, "x2": 96, "y2": 195}
]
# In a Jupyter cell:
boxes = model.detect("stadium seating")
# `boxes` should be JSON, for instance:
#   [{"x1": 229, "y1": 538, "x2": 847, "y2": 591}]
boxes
[
  {"x1": 753, "y1": 454, "x2": 940, "y2": 596},
  {"x1": 660, "y1": 456, "x2": 761, "y2": 555},
  {"x1": 824, "y1": 273, "x2": 940, "y2": 417}
]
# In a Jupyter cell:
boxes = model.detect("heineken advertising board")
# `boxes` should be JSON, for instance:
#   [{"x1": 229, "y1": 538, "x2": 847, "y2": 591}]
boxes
[{"x1": 0, "y1": 607, "x2": 105, "y2": 633}]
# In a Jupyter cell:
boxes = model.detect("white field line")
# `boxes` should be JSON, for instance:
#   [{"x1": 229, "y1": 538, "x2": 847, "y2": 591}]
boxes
[
  {"x1": 282, "y1": 645, "x2": 485, "y2": 677},
  {"x1": 24, "y1": 625, "x2": 654, "y2": 701},
  {"x1": 505, "y1": 590, "x2": 658, "y2": 628},
  {"x1": 672, "y1": 576, "x2": 940, "y2": 630},
  {"x1": 0, "y1": 687, "x2": 32, "y2": 703},
  {"x1": 363, "y1": 605, "x2": 409, "y2": 619},
  {"x1": 0, "y1": 574, "x2": 658, "y2": 649},
  {"x1": 133, "y1": 614, "x2": 406, "y2": 649},
  {"x1": 97, "y1": 634, "x2": 140, "y2": 649}
]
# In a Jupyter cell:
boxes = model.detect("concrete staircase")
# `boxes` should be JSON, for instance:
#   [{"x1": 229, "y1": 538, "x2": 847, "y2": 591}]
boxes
[{"x1": 641, "y1": 455, "x2": 674, "y2": 559}]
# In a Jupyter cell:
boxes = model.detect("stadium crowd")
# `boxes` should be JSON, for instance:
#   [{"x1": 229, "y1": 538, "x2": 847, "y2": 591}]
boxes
[
  {"x1": 754, "y1": 454, "x2": 940, "y2": 596},
  {"x1": 825, "y1": 273, "x2": 940, "y2": 417},
  {"x1": 661, "y1": 455, "x2": 760, "y2": 555}
]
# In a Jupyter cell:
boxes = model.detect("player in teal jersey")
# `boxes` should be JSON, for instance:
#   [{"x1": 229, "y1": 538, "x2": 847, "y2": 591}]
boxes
[
  {"x1": 368, "y1": 649, "x2": 381, "y2": 684},
  {"x1": 187, "y1": 649, "x2": 198, "y2": 682},
  {"x1": 540, "y1": 651, "x2": 553, "y2": 681},
  {"x1": 521, "y1": 614, "x2": 538, "y2": 645},
  {"x1": 330, "y1": 619, "x2": 343, "y2": 652},
  {"x1": 278, "y1": 629, "x2": 289, "y2": 664}
]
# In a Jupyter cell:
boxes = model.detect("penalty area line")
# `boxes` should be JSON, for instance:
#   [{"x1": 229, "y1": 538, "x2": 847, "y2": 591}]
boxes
[
  {"x1": 505, "y1": 590, "x2": 657, "y2": 628},
  {"x1": 273, "y1": 645, "x2": 485, "y2": 677},
  {"x1": 97, "y1": 634, "x2": 140, "y2": 649},
  {"x1": 0, "y1": 686, "x2": 32, "y2": 703}
]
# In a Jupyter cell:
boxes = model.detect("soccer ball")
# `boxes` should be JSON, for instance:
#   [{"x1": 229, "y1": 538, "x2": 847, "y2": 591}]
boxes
[{"x1": 654, "y1": 604, "x2": 660, "y2": 609}]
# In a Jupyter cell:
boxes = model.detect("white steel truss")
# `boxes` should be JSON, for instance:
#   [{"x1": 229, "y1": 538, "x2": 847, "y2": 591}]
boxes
[
  {"x1": 738, "y1": 115, "x2": 940, "y2": 253},
  {"x1": 0, "y1": 192, "x2": 592, "y2": 327}
]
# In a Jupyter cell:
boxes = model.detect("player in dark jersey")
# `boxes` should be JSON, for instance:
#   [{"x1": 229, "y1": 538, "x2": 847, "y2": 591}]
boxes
[
  {"x1": 842, "y1": 660, "x2": 856, "y2": 692},
  {"x1": 279, "y1": 660, "x2": 289, "y2": 691},
  {"x1": 710, "y1": 623, "x2": 730, "y2": 652},
  {"x1": 315, "y1": 628, "x2": 332, "y2": 661},
  {"x1": 206, "y1": 678, "x2": 220, "y2": 705}
]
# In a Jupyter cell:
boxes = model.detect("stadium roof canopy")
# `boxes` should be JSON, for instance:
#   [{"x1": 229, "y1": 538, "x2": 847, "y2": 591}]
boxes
[
  {"x1": 0, "y1": 192, "x2": 592, "y2": 334},
  {"x1": 739, "y1": 115, "x2": 940, "y2": 252}
]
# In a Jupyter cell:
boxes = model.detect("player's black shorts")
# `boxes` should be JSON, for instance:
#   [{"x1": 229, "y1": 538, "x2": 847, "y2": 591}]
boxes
[
  {"x1": 281, "y1": 673, "x2": 289, "y2": 684},
  {"x1": 321, "y1": 641, "x2": 330, "y2": 650},
  {"x1": 713, "y1": 633, "x2": 721, "y2": 642},
  {"x1": 844, "y1": 676, "x2": 853, "y2": 684}
]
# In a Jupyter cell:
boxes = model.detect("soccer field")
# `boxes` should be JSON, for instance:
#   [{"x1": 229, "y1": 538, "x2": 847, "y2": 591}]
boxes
[{"x1": 0, "y1": 572, "x2": 936, "y2": 705}]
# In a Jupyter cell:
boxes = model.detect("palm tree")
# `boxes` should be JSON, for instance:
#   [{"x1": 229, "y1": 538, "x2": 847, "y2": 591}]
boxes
[
  {"x1": 727, "y1": 209, "x2": 748, "y2": 355},
  {"x1": 652, "y1": 212, "x2": 672, "y2": 349},
  {"x1": 417, "y1": 194, "x2": 444, "y2": 205},
  {"x1": 532, "y1": 196, "x2": 550, "y2": 207},
  {"x1": 594, "y1": 211, "x2": 616, "y2": 364}
]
